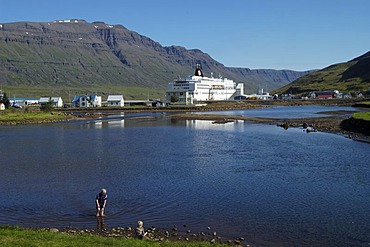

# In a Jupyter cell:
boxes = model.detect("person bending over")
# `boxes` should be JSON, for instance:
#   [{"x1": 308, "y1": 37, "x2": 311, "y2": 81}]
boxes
[{"x1": 95, "y1": 188, "x2": 107, "y2": 217}]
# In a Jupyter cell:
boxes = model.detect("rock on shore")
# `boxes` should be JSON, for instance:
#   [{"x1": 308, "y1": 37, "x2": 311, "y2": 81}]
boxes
[{"x1": 41, "y1": 225, "x2": 250, "y2": 246}]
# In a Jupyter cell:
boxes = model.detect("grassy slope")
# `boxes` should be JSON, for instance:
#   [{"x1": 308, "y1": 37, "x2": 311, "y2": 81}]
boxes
[
  {"x1": 0, "y1": 21, "x2": 312, "y2": 100},
  {"x1": 0, "y1": 25, "x2": 177, "y2": 99},
  {"x1": 273, "y1": 60, "x2": 370, "y2": 95},
  {"x1": 353, "y1": 112, "x2": 370, "y2": 121},
  {"x1": 0, "y1": 227, "x2": 226, "y2": 247}
]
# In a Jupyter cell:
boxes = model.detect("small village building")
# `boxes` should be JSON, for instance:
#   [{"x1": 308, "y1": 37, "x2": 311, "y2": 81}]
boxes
[
  {"x1": 254, "y1": 89, "x2": 273, "y2": 100},
  {"x1": 72, "y1": 95, "x2": 102, "y2": 108},
  {"x1": 39, "y1": 97, "x2": 51, "y2": 105},
  {"x1": 336, "y1": 93, "x2": 352, "y2": 99},
  {"x1": 280, "y1": 94, "x2": 294, "y2": 100},
  {"x1": 39, "y1": 97, "x2": 63, "y2": 107},
  {"x1": 0, "y1": 102, "x2": 5, "y2": 110},
  {"x1": 50, "y1": 97, "x2": 63, "y2": 107},
  {"x1": 151, "y1": 100, "x2": 166, "y2": 107},
  {"x1": 343, "y1": 93, "x2": 352, "y2": 98},
  {"x1": 9, "y1": 98, "x2": 38, "y2": 106},
  {"x1": 257, "y1": 93, "x2": 273, "y2": 100},
  {"x1": 356, "y1": 92, "x2": 364, "y2": 98},
  {"x1": 124, "y1": 100, "x2": 151, "y2": 107},
  {"x1": 107, "y1": 95, "x2": 124, "y2": 107},
  {"x1": 310, "y1": 90, "x2": 339, "y2": 99},
  {"x1": 316, "y1": 92, "x2": 334, "y2": 99},
  {"x1": 23, "y1": 98, "x2": 39, "y2": 105}
]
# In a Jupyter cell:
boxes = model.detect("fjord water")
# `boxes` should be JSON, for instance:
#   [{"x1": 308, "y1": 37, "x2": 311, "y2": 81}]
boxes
[{"x1": 1, "y1": 106, "x2": 369, "y2": 246}]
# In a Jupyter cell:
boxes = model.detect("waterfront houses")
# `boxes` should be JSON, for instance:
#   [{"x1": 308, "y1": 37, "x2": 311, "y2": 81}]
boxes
[
  {"x1": 309, "y1": 91, "x2": 338, "y2": 99},
  {"x1": 72, "y1": 95, "x2": 102, "y2": 108},
  {"x1": 39, "y1": 97, "x2": 63, "y2": 107},
  {"x1": 9, "y1": 98, "x2": 38, "y2": 106},
  {"x1": 107, "y1": 95, "x2": 124, "y2": 107},
  {"x1": 50, "y1": 97, "x2": 63, "y2": 107}
]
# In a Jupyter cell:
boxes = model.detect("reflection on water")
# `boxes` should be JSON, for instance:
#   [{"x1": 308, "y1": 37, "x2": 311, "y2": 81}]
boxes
[
  {"x1": 198, "y1": 105, "x2": 361, "y2": 118},
  {"x1": 96, "y1": 217, "x2": 106, "y2": 232},
  {"x1": 185, "y1": 119, "x2": 245, "y2": 130},
  {"x1": 0, "y1": 106, "x2": 369, "y2": 246}
]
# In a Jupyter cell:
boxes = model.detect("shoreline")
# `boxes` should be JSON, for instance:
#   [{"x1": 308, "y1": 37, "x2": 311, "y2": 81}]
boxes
[
  {"x1": 36, "y1": 224, "x2": 250, "y2": 246},
  {"x1": 1, "y1": 103, "x2": 369, "y2": 141},
  {"x1": 168, "y1": 111, "x2": 370, "y2": 142}
]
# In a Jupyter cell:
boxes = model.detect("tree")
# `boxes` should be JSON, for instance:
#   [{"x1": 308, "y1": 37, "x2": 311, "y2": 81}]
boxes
[
  {"x1": 40, "y1": 101, "x2": 54, "y2": 112},
  {"x1": 170, "y1": 95, "x2": 179, "y2": 103}
]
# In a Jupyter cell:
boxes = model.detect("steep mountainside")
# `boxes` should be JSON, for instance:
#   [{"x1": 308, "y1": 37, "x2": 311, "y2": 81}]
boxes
[
  {"x1": 0, "y1": 20, "x2": 310, "y2": 98},
  {"x1": 274, "y1": 51, "x2": 370, "y2": 95}
]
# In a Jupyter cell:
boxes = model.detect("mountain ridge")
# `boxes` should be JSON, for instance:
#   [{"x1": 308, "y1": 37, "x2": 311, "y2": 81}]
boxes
[{"x1": 0, "y1": 19, "x2": 311, "y2": 98}]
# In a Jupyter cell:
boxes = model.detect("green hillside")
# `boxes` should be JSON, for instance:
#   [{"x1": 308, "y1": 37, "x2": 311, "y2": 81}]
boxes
[
  {"x1": 0, "y1": 20, "x2": 309, "y2": 100},
  {"x1": 273, "y1": 51, "x2": 370, "y2": 95}
]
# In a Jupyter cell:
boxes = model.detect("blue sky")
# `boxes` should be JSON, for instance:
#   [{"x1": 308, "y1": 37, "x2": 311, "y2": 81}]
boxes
[{"x1": 0, "y1": 0, "x2": 369, "y2": 71}]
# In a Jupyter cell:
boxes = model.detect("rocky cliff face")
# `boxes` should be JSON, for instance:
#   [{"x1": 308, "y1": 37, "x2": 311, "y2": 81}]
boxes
[{"x1": 0, "y1": 20, "x2": 310, "y2": 95}]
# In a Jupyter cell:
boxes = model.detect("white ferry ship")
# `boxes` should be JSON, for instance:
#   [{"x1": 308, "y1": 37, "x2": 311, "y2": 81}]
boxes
[{"x1": 166, "y1": 64, "x2": 244, "y2": 104}]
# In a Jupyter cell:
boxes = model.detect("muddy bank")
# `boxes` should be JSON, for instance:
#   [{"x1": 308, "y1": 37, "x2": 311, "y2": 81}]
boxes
[
  {"x1": 341, "y1": 117, "x2": 370, "y2": 136},
  {"x1": 169, "y1": 112, "x2": 370, "y2": 142},
  {"x1": 272, "y1": 117, "x2": 369, "y2": 141},
  {"x1": 170, "y1": 114, "x2": 276, "y2": 123}
]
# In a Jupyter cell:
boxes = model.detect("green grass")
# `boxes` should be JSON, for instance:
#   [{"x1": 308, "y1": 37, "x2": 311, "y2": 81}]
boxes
[
  {"x1": 273, "y1": 60, "x2": 370, "y2": 95},
  {"x1": 0, "y1": 227, "x2": 226, "y2": 247},
  {"x1": 353, "y1": 112, "x2": 370, "y2": 121},
  {"x1": 0, "y1": 110, "x2": 72, "y2": 123}
]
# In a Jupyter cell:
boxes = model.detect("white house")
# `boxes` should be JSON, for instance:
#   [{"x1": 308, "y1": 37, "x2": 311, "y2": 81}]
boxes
[
  {"x1": 39, "y1": 97, "x2": 51, "y2": 105},
  {"x1": 72, "y1": 95, "x2": 102, "y2": 108},
  {"x1": 107, "y1": 95, "x2": 124, "y2": 107},
  {"x1": 39, "y1": 97, "x2": 63, "y2": 107},
  {"x1": 50, "y1": 97, "x2": 63, "y2": 107}
]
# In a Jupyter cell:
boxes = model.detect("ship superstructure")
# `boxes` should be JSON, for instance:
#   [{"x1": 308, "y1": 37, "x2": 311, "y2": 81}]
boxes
[{"x1": 166, "y1": 64, "x2": 243, "y2": 104}]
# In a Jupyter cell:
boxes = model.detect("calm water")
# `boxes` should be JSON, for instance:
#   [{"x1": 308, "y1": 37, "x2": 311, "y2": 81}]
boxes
[{"x1": 0, "y1": 106, "x2": 369, "y2": 246}]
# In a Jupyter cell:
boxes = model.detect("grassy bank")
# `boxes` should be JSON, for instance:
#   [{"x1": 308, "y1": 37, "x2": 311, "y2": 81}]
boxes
[
  {"x1": 0, "y1": 110, "x2": 74, "y2": 125},
  {"x1": 0, "y1": 227, "x2": 227, "y2": 247},
  {"x1": 353, "y1": 112, "x2": 370, "y2": 121}
]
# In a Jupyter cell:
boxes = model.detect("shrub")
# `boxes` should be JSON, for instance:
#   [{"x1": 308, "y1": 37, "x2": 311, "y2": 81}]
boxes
[
  {"x1": 170, "y1": 95, "x2": 179, "y2": 103},
  {"x1": 40, "y1": 102, "x2": 54, "y2": 112}
]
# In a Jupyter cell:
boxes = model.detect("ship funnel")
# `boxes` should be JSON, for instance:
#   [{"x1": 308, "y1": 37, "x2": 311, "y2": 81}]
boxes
[{"x1": 194, "y1": 64, "x2": 203, "y2": 77}]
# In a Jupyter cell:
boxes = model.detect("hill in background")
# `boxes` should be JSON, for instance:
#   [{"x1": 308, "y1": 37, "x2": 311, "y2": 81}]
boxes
[
  {"x1": 274, "y1": 51, "x2": 370, "y2": 96},
  {"x1": 0, "y1": 19, "x2": 310, "y2": 100}
]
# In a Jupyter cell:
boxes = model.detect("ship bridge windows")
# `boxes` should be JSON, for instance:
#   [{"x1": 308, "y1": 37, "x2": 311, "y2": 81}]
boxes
[
  {"x1": 212, "y1": 85, "x2": 225, "y2": 90},
  {"x1": 174, "y1": 83, "x2": 190, "y2": 87}
]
